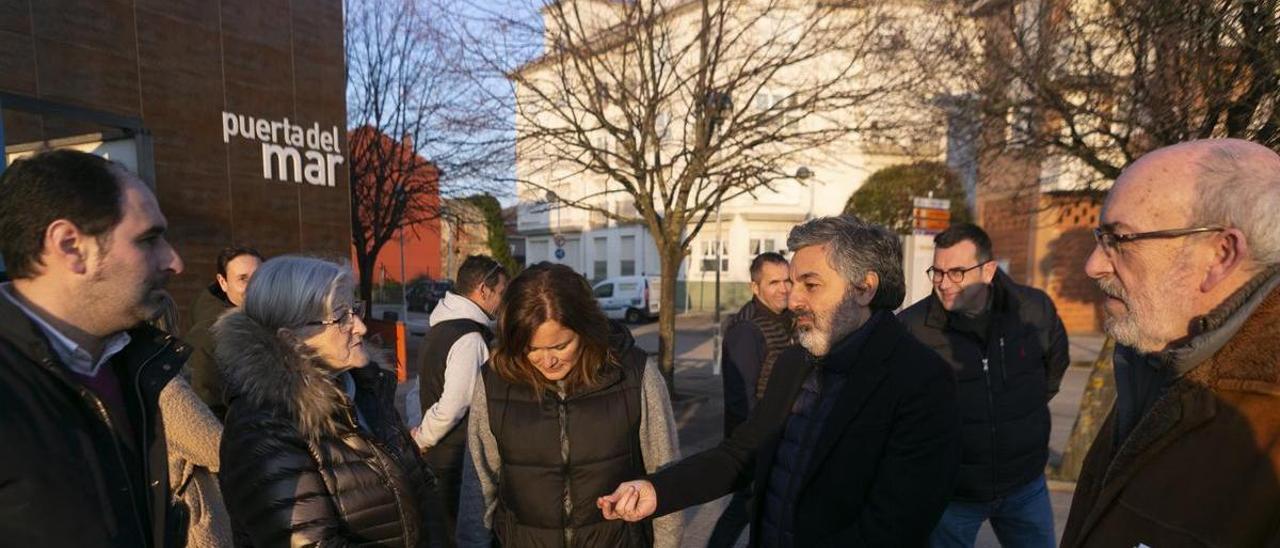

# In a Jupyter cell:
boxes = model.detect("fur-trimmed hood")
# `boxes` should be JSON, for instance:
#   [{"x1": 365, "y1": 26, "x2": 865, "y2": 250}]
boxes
[{"x1": 212, "y1": 309, "x2": 349, "y2": 439}]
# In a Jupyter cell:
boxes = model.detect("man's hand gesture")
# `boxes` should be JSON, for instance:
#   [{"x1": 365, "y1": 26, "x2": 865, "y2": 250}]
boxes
[{"x1": 596, "y1": 480, "x2": 657, "y2": 522}]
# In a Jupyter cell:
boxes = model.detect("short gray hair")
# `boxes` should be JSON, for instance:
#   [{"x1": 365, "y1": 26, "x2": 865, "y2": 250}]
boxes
[
  {"x1": 787, "y1": 214, "x2": 905, "y2": 310},
  {"x1": 1192, "y1": 141, "x2": 1280, "y2": 267},
  {"x1": 242, "y1": 256, "x2": 354, "y2": 330}
]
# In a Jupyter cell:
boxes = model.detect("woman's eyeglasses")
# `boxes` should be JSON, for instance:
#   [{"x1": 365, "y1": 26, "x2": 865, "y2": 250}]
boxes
[{"x1": 306, "y1": 301, "x2": 366, "y2": 331}]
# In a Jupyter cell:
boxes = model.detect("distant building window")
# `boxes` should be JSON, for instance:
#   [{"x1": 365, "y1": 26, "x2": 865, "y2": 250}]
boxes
[
  {"x1": 593, "y1": 237, "x2": 608, "y2": 281},
  {"x1": 620, "y1": 235, "x2": 636, "y2": 276},
  {"x1": 749, "y1": 238, "x2": 777, "y2": 256},
  {"x1": 700, "y1": 239, "x2": 728, "y2": 272}
]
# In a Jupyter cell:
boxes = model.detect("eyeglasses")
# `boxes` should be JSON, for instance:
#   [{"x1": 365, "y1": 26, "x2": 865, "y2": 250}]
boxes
[
  {"x1": 1092, "y1": 225, "x2": 1224, "y2": 257},
  {"x1": 306, "y1": 301, "x2": 366, "y2": 331},
  {"x1": 927, "y1": 261, "x2": 990, "y2": 284}
]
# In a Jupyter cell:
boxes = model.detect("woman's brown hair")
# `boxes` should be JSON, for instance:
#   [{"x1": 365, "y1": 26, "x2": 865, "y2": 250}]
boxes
[{"x1": 489, "y1": 262, "x2": 616, "y2": 395}]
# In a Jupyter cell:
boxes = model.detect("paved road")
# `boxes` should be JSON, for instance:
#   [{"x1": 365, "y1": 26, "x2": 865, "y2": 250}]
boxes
[{"x1": 394, "y1": 311, "x2": 1099, "y2": 547}]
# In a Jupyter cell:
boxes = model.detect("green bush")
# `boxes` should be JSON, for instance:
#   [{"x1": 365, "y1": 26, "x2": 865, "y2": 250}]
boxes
[{"x1": 844, "y1": 161, "x2": 970, "y2": 234}]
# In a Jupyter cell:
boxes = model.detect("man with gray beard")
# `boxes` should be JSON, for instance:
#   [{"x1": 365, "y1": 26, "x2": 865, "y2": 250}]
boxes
[
  {"x1": 1061, "y1": 139, "x2": 1280, "y2": 547},
  {"x1": 597, "y1": 215, "x2": 961, "y2": 547}
]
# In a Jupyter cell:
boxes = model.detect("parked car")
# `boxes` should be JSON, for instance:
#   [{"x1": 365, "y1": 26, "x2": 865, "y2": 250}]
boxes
[
  {"x1": 592, "y1": 276, "x2": 661, "y2": 323},
  {"x1": 407, "y1": 280, "x2": 453, "y2": 312}
]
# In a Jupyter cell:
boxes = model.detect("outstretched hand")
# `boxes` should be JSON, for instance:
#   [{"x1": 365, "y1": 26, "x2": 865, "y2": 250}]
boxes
[{"x1": 596, "y1": 480, "x2": 657, "y2": 522}]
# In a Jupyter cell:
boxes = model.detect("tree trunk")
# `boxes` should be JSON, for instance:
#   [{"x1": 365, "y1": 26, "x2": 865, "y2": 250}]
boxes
[
  {"x1": 656, "y1": 243, "x2": 682, "y2": 395},
  {"x1": 356, "y1": 250, "x2": 378, "y2": 317},
  {"x1": 1053, "y1": 337, "x2": 1117, "y2": 481}
]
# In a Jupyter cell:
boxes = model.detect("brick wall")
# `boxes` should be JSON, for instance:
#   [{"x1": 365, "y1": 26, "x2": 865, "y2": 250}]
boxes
[
  {"x1": 1033, "y1": 194, "x2": 1105, "y2": 335},
  {"x1": 0, "y1": 0, "x2": 349, "y2": 323}
]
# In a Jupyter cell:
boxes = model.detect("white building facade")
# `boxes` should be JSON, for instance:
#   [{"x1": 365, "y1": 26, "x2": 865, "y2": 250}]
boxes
[{"x1": 513, "y1": 0, "x2": 947, "y2": 312}]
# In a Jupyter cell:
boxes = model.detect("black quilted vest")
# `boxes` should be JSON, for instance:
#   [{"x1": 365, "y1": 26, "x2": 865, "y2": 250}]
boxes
[
  {"x1": 417, "y1": 318, "x2": 493, "y2": 451},
  {"x1": 482, "y1": 349, "x2": 654, "y2": 547}
]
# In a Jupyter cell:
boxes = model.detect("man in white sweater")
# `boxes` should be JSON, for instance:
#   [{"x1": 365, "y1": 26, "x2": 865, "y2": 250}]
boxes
[{"x1": 411, "y1": 255, "x2": 507, "y2": 547}]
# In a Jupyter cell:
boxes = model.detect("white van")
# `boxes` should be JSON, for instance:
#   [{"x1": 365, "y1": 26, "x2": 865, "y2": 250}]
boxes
[{"x1": 592, "y1": 275, "x2": 661, "y2": 323}]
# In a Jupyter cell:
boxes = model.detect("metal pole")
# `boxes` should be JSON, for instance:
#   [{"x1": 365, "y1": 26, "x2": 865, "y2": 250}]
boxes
[
  {"x1": 712, "y1": 191, "x2": 723, "y2": 375},
  {"x1": 399, "y1": 228, "x2": 408, "y2": 321}
]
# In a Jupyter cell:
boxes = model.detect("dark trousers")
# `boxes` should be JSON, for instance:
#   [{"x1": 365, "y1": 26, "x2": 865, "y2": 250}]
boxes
[
  {"x1": 426, "y1": 442, "x2": 466, "y2": 548},
  {"x1": 707, "y1": 488, "x2": 752, "y2": 547}
]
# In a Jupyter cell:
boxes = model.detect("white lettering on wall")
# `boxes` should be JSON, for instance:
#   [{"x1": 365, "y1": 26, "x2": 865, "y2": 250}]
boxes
[{"x1": 222, "y1": 111, "x2": 344, "y2": 187}]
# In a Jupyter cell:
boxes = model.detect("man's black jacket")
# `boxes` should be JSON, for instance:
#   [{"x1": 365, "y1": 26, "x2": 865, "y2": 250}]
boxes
[
  {"x1": 0, "y1": 291, "x2": 189, "y2": 547},
  {"x1": 898, "y1": 270, "x2": 1070, "y2": 501},
  {"x1": 649, "y1": 313, "x2": 960, "y2": 547}
]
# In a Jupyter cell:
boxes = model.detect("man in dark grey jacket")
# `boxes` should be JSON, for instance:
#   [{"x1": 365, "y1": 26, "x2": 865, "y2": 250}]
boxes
[
  {"x1": 898, "y1": 223, "x2": 1070, "y2": 548},
  {"x1": 0, "y1": 150, "x2": 189, "y2": 547}
]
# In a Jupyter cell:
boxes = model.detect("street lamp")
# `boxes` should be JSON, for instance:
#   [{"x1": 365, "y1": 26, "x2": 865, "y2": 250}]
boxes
[
  {"x1": 545, "y1": 189, "x2": 562, "y2": 263},
  {"x1": 796, "y1": 166, "x2": 814, "y2": 220}
]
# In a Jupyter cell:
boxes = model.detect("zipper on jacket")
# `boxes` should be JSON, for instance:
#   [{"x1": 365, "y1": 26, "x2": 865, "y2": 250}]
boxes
[
  {"x1": 84, "y1": 383, "x2": 150, "y2": 545},
  {"x1": 556, "y1": 397, "x2": 575, "y2": 547},
  {"x1": 981, "y1": 357, "x2": 998, "y2": 496},
  {"x1": 133, "y1": 337, "x2": 175, "y2": 544},
  {"x1": 338, "y1": 383, "x2": 415, "y2": 544}
]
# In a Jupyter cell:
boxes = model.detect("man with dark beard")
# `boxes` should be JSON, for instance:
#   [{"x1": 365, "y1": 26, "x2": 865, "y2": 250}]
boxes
[
  {"x1": 1061, "y1": 139, "x2": 1280, "y2": 547},
  {"x1": 598, "y1": 215, "x2": 961, "y2": 547}
]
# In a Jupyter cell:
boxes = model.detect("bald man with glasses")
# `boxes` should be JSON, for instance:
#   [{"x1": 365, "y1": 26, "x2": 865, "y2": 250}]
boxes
[
  {"x1": 899, "y1": 222, "x2": 1070, "y2": 548},
  {"x1": 1061, "y1": 139, "x2": 1280, "y2": 547}
]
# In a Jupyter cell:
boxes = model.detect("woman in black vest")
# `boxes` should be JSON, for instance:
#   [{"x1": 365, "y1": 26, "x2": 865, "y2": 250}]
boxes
[
  {"x1": 214, "y1": 256, "x2": 445, "y2": 547},
  {"x1": 455, "y1": 263, "x2": 683, "y2": 548}
]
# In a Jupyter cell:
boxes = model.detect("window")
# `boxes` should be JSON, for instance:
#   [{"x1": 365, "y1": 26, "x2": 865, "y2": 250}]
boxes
[
  {"x1": 618, "y1": 282, "x2": 638, "y2": 294},
  {"x1": 593, "y1": 237, "x2": 608, "y2": 281},
  {"x1": 594, "y1": 283, "x2": 614, "y2": 298},
  {"x1": 620, "y1": 235, "x2": 636, "y2": 276},
  {"x1": 754, "y1": 90, "x2": 800, "y2": 127},
  {"x1": 749, "y1": 238, "x2": 777, "y2": 256},
  {"x1": 700, "y1": 239, "x2": 729, "y2": 272}
]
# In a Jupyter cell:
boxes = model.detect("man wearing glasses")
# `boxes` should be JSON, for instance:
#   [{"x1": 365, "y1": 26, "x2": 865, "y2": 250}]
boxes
[
  {"x1": 412, "y1": 254, "x2": 508, "y2": 547},
  {"x1": 1061, "y1": 139, "x2": 1280, "y2": 547},
  {"x1": 900, "y1": 222, "x2": 1069, "y2": 548}
]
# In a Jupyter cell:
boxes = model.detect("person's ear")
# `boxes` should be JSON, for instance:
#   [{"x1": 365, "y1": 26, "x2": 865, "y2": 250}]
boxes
[
  {"x1": 853, "y1": 271, "x2": 879, "y2": 307},
  {"x1": 216, "y1": 273, "x2": 230, "y2": 292},
  {"x1": 1201, "y1": 228, "x2": 1249, "y2": 292},
  {"x1": 45, "y1": 219, "x2": 93, "y2": 275},
  {"x1": 981, "y1": 260, "x2": 998, "y2": 283}
]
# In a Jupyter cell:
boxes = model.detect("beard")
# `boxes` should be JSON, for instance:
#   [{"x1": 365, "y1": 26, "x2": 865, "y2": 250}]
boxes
[
  {"x1": 87, "y1": 265, "x2": 171, "y2": 333},
  {"x1": 795, "y1": 290, "x2": 864, "y2": 357},
  {"x1": 1096, "y1": 275, "x2": 1166, "y2": 353}
]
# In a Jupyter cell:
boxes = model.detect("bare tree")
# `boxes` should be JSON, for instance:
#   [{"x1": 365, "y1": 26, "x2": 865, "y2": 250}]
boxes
[
  {"x1": 346, "y1": 0, "x2": 510, "y2": 308},
  {"x1": 935, "y1": 0, "x2": 1279, "y2": 479},
  {"x1": 946, "y1": 0, "x2": 1278, "y2": 191},
  {"x1": 461, "y1": 0, "x2": 929, "y2": 387}
]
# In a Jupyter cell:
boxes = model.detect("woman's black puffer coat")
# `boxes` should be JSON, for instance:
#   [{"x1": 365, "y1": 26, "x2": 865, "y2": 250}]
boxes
[{"x1": 214, "y1": 310, "x2": 444, "y2": 547}]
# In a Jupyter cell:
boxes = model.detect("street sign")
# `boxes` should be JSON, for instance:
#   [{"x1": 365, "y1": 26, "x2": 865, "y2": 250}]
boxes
[
  {"x1": 913, "y1": 208, "x2": 951, "y2": 220},
  {"x1": 912, "y1": 196, "x2": 952, "y2": 235},
  {"x1": 912, "y1": 196, "x2": 950, "y2": 210},
  {"x1": 554, "y1": 248, "x2": 566, "y2": 260},
  {"x1": 553, "y1": 234, "x2": 566, "y2": 248}
]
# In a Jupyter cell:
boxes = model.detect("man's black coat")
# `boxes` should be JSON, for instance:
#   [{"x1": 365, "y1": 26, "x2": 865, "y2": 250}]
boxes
[
  {"x1": 649, "y1": 313, "x2": 961, "y2": 547},
  {"x1": 898, "y1": 269, "x2": 1070, "y2": 501}
]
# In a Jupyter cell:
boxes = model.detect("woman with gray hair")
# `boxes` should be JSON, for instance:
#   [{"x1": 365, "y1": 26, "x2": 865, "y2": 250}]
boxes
[{"x1": 214, "y1": 256, "x2": 444, "y2": 547}]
